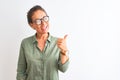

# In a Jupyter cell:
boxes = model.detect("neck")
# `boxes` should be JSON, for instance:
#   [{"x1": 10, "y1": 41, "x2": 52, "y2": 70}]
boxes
[{"x1": 36, "y1": 33, "x2": 48, "y2": 41}]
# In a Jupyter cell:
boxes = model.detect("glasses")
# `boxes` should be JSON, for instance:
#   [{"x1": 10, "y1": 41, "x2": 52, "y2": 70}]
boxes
[{"x1": 33, "y1": 16, "x2": 49, "y2": 25}]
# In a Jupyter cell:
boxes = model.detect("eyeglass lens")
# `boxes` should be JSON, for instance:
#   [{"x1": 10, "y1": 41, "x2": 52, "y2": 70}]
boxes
[{"x1": 34, "y1": 16, "x2": 49, "y2": 25}]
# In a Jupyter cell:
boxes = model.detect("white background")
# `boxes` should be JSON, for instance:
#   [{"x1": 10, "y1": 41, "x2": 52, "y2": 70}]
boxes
[{"x1": 0, "y1": 0, "x2": 120, "y2": 80}]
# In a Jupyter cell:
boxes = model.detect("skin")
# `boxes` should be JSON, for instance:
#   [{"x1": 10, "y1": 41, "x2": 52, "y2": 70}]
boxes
[{"x1": 30, "y1": 10, "x2": 69, "y2": 64}]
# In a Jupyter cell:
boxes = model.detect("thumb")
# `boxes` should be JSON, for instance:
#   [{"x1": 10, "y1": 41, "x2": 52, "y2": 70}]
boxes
[{"x1": 64, "y1": 34, "x2": 68, "y2": 40}]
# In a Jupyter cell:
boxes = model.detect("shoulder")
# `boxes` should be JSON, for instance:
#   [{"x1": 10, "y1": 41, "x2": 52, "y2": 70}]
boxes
[{"x1": 21, "y1": 35, "x2": 35, "y2": 46}]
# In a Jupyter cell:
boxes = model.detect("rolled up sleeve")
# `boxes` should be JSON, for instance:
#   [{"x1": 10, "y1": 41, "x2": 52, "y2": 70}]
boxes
[{"x1": 58, "y1": 58, "x2": 69, "y2": 73}]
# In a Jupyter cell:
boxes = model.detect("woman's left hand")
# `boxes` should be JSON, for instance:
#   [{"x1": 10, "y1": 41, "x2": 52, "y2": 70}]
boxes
[{"x1": 57, "y1": 35, "x2": 68, "y2": 53}]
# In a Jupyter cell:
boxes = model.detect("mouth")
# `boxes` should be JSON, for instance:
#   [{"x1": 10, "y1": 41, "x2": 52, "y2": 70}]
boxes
[{"x1": 42, "y1": 26, "x2": 48, "y2": 31}]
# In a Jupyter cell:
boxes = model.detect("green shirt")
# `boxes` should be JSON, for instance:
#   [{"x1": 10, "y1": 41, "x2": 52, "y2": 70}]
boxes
[{"x1": 16, "y1": 33, "x2": 69, "y2": 80}]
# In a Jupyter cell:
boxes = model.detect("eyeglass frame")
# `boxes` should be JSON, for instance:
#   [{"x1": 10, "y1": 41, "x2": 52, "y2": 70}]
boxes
[{"x1": 32, "y1": 16, "x2": 49, "y2": 25}]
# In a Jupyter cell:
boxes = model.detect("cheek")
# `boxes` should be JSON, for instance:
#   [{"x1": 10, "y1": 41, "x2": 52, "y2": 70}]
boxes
[
  {"x1": 32, "y1": 22, "x2": 49, "y2": 31},
  {"x1": 33, "y1": 26, "x2": 38, "y2": 30},
  {"x1": 47, "y1": 24, "x2": 50, "y2": 30},
  {"x1": 47, "y1": 23, "x2": 49, "y2": 28}
]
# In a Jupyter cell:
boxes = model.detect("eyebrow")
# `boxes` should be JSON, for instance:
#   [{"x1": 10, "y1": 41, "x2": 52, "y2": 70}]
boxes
[{"x1": 34, "y1": 16, "x2": 47, "y2": 20}]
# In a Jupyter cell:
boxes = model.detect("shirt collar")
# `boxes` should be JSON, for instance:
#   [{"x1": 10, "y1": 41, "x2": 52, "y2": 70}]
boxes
[{"x1": 32, "y1": 32, "x2": 52, "y2": 43}]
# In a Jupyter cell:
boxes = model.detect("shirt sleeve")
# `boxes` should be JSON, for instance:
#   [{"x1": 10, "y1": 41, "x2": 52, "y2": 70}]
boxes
[
  {"x1": 58, "y1": 54, "x2": 70, "y2": 73},
  {"x1": 16, "y1": 41, "x2": 27, "y2": 80}
]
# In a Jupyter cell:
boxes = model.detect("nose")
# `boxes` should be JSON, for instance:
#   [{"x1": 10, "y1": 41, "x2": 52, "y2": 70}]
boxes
[
  {"x1": 40, "y1": 20, "x2": 47, "y2": 29},
  {"x1": 41, "y1": 20, "x2": 47, "y2": 25}
]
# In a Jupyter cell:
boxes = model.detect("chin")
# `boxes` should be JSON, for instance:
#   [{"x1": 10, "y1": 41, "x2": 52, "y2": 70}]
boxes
[{"x1": 42, "y1": 31, "x2": 48, "y2": 34}]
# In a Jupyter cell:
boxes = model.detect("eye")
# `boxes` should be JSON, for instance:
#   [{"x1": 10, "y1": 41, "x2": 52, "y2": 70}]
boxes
[
  {"x1": 43, "y1": 16, "x2": 49, "y2": 22},
  {"x1": 36, "y1": 19, "x2": 41, "y2": 25}
]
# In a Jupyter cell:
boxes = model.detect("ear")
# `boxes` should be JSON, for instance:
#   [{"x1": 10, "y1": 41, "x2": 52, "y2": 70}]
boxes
[{"x1": 30, "y1": 23, "x2": 36, "y2": 30}]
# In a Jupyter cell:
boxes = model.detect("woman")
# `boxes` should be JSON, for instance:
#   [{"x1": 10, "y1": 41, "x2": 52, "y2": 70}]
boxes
[{"x1": 16, "y1": 5, "x2": 69, "y2": 80}]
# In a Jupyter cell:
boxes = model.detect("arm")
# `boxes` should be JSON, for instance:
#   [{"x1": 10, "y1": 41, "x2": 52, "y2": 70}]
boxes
[
  {"x1": 16, "y1": 42, "x2": 27, "y2": 80},
  {"x1": 57, "y1": 35, "x2": 69, "y2": 64},
  {"x1": 60, "y1": 50, "x2": 69, "y2": 64},
  {"x1": 58, "y1": 51, "x2": 69, "y2": 72},
  {"x1": 57, "y1": 35, "x2": 70, "y2": 72}
]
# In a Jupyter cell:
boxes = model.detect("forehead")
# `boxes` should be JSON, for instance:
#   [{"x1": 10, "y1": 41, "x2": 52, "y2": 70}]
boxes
[{"x1": 32, "y1": 10, "x2": 47, "y2": 19}]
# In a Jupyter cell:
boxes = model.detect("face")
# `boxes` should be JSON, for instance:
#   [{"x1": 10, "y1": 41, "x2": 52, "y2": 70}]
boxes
[{"x1": 30, "y1": 10, "x2": 49, "y2": 34}]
